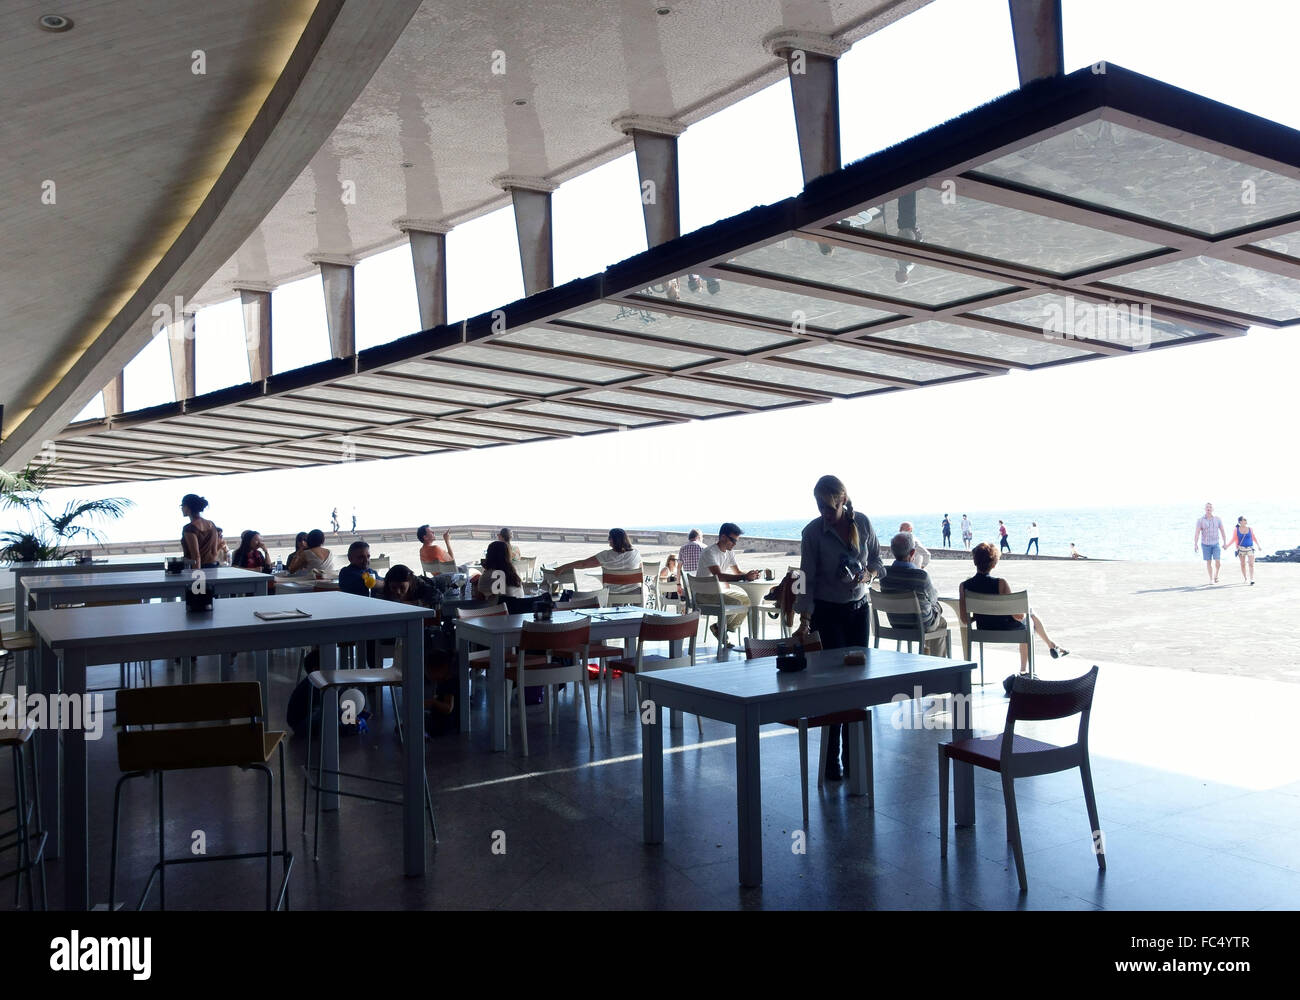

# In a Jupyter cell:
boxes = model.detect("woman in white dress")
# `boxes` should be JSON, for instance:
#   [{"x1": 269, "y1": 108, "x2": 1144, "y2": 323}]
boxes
[{"x1": 555, "y1": 528, "x2": 643, "y2": 599}]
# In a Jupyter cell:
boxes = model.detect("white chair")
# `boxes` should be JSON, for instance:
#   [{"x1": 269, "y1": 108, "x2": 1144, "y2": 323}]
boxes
[
  {"x1": 505, "y1": 618, "x2": 594, "y2": 756},
  {"x1": 692, "y1": 576, "x2": 748, "y2": 647},
  {"x1": 369, "y1": 556, "x2": 391, "y2": 571},
  {"x1": 961, "y1": 590, "x2": 1035, "y2": 685},
  {"x1": 421, "y1": 560, "x2": 457, "y2": 578},
  {"x1": 515, "y1": 556, "x2": 537, "y2": 583},
  {"x1": 606, "y1": 613, "x2": 702, "y2": 734},
  {"x1": 868, "y1": 590, "x2": 951, "y2": 657},
  {"x1": 601, "y1": 569, "x2": 645, "y2": 608},
  {"x1": 641, "y1": 559, "x2": 662, "y2": 610}
]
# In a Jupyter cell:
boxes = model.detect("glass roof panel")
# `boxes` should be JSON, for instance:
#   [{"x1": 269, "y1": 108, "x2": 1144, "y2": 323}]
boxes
[
  {"x1": 434, "y1": 344, "x2": 637, "y2": 383},
  {"x1": 229, "y1": 402, "x2": 370, "y2": 431},
  {"x1": 341, "y1": 373, "x2": 518, "y2": 406},
  {"x1": 709, "y1": 361, "x2": 883, "y2": 396},
  {"x1": 387, "y1": 359, "x2": 577, "y2": 394},
  {"x1": 864, "y1": 320, "x2": 1093, "y2": 364},
  {"x1": 456, "y1": 415, "x2": 591, "y2": 436},
  {"x1": 419, "y1": 419, "x2": 548, "y2": 441},
  {"x1": 292, "y1": 386, "x2": 461, "y2": 415},
  {"x1": 580, "y1": 390, "x2": 734, "y2": 417},
  {"x1": 1108, "y1": 256, "x2": 1300, "y2": 322},
  {"x1": 834, "y1": 186, "x2": 1162, "y2": 275},
  {"x1": 631, "y1": 274, "x2": 897, "y2": 331},
  {"x1": 562, "y1": 303, "x2": 795, "y2": 352},
  {"x1": 973, "y1": 120, "x2": 1300, "y2": 236},
  {"x1": 496, "y1": 327, "x2": 715, "y2": 368},
  {"x1": 635, "y1": 377, "x2": 798, "y2": 408},
  {"x1": 972, "y1": 292, "x2": 1207, "y2": 345},
  {"x1": 785, "y1": 342, "x2": 973, "y2": 380},
  {"x1": 1251, "y1": 232, "x2": 1300, "y2": 259},
  {"x1": 519, "y1": 401, "x2": 659, "y2": 426},
  {"x1": 729, "y1": 237, "x2": 1016, "y2": 307},
  {"x1": 245, "y1": 396, "x2": 408, "y2": 425}
]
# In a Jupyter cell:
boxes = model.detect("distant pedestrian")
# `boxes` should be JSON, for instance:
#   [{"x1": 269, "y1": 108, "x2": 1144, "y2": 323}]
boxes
[
  {"x1": 1025, "y1": 522, "x2": 1039, "y2": 555},
  {"x1": 998, "y1": 520, "x2": 1010, "y2": 553},
  {"x1": 1069, "y1": 543, "x2": 1087, "y2": 560},
  {"x1": 351, "y1": 508, "x2": 357, "y2": 533},
  {"x1": 1193, "y1": 502, "x2": 1227, "y2": 584},
  {"x1": 941, "y1": 514, "x2": 952, "y2": 547},
  {"x1": 330, "y1": 507, "x2": 340, "y2": 534},
  {"x1": 960, "y1": 514, "x2": 972, "y2": 549},
  {"x1": 1228, "y1": 515, "x2": 1261, "y2": 585}
]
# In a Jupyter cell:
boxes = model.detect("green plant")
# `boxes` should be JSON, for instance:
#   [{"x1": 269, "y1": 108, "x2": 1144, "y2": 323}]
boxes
[{"x1": 0, "y1": 462, "x2": 132, "y2": 562}]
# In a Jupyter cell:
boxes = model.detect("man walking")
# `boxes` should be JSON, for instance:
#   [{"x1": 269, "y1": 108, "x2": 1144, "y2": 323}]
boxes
[
  {"x1": 1025, "y1": 522, "x2": 1039, "y2": 555},
  {"x1": 941, "y1": 514, "x2": 952, "y2": 548},
  {"x1": 960, "y1": 514, "x2": 973, "y2": 549},
  {"x1": 1194, "y1": 502, "x2": 1228, "y2": 584}
]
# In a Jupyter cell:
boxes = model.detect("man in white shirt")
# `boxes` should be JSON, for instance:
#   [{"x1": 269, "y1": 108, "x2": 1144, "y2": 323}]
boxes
[
  {"x1": 899, "y1": 522, "x2": 930, "y2": 569},
  {"x1": 695, "y1": 522, "x2": 760, "y2": 640},
  {"x1": 1193, "y1": 502, "x2": 1227, "y2": 584}
]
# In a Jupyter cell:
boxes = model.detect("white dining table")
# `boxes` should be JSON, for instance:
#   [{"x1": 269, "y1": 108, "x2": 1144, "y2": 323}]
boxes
[
  {"x1": 637, "y1": 646, "x2": 977, "y2": 887},
  {"x1": 455, "y1": 606, "x2": 681, "y2": 751},
  {"x1": 26, "y1": 591, "x2": 428, "y2": 911},
  {"x1": 9, "y1": 560, "x2": 164, "y2": 629}
]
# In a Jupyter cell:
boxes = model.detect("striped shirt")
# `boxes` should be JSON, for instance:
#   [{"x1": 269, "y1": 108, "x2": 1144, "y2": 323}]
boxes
[{"x1": 677, "y1": 541, "x2": 704, "y2": 575}]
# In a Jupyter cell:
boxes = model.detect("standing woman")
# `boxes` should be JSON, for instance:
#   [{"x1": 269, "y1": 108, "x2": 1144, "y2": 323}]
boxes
[
  {"x1": 180, "y1": 494, "x2": 221, "y2": 568},
  {"x1": 1228, "y1": 516, "x2": 1262, "y2": 585},
  {"x1": 793, "y1": 475, "x2": 883, "y2": 781}
]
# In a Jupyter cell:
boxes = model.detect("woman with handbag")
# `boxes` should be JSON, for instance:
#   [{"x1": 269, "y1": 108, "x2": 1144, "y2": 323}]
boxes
[
  {"x1": 792, "y1": 475, "x2": 883, "y2": 781},
  {"x1": 1228, "y1": 516, "x2": 1262, "y2": 585}
]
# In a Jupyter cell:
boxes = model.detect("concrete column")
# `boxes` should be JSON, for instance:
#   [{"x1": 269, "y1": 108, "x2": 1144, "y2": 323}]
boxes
[
  {"x1": 492, "y1": 175, "x2": 558, "y2": 296},
  {"x1": 310, "y1": 255, "x2": 356, "y2": 359},
  {"x1": 613, "y1": 115, "x2": 684, "y2": 247},
  {"x1": 397, "y1": 219, "x2": 452, "y2": 329},
  {"x1": 102, "y1": 372, "x2": 125, "y2": 417},
  {"x1": 167, "y1": 312, "x2": 196, "y2": 402},
  {"x1": 1008, "y1": 0, "x2": 1064, "y2": 85},
  {"x1": 235, "y1": 284, "x2": 273, "y2": 383},
  {"x1": 764, "y1": 30, "x2": 849, "y2": 185}
]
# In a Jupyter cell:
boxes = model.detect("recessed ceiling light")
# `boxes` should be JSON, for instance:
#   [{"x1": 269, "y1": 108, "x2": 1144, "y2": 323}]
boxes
[
  {"x1": 513, "y1": 98, "x2": 528, "y2": 107},
  {"x1": 656, "y1": 7, "x2": 671, "y2": 15},
  {"x1": 38, "y1": 13, "x2": 74, "y2": 31},
  {"x1": 400, "y1": 161, "x2": 413, "y2": 168},
  {"x1": 307, "y1": 209, "x2": 317, "y2": 215}
]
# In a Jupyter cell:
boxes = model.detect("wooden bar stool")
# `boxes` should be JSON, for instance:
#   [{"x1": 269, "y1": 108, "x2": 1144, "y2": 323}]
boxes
[{"x1": 0, "y1": 719, "x2": 47, "y2": 910}]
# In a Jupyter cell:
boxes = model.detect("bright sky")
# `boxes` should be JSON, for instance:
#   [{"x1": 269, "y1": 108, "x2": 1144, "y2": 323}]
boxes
[{"x1": 21, "y1": 0, "x2": 1300, "y2": 542}]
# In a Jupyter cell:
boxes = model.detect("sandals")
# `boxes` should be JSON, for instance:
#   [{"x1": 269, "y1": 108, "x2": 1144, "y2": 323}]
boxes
[{"x1": 1050, "y1": 646, "x2": 1070, "y2": 659}]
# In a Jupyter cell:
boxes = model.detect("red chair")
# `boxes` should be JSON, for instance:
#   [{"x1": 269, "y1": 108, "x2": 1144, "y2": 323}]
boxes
[
  {"x1": 606, "y1": 613, "x2": 701, "y2": 734},
  {"x1": 507, "y1": 619, "x2": 593, "y2": 756},
  {"x1": 939, "y1": 666, "x2": 1103, "y2": 891}
]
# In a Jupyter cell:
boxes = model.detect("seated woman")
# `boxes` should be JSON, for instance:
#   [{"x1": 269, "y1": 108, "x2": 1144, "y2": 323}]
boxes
[
  {"x1": 284, "y1": 532, "x2": 310, "y2": 574},
  {"x1": 288, "y1": 529, "x2": 334, "y2": 578},
  {"x1": 659, "y1": 554, "x2": 680, "y2": 598},
  {"x1": 554, "y1": 528, "x2": 642, "y2": 599},
  {"x1": 475, "y1": 540, "x2": 524, "y2": 601},
  {"x1": 379, "y1": 564, "x2": 455, "y2": 731},
  {"x1": 231, "y1": 530, "x2": 271, "y2": 572},
  {"x1": 958, "y1": 542, "x2": 1069, "y2": 695}
]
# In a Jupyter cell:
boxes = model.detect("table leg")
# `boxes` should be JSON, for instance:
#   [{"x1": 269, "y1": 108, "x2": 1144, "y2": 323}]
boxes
[
  {"x1": 491, "y1": 637, "x2": 510, "y2": 752},
  {"x1": 457, "y1": 637, "x2": 471, "y2": 734},
  {"x1": 641, "y1": 682, "x2": 664, "y2": 844},
  {"x1": 736, "y1": 704, "x2": 763, "y2": 887},
  {"x1": 36, "y1": 634, "x2": 61, "y2": 860},
  {"x1": 320, "y1": 644, "x2": 340, "y2": 812},
  {"x1": 62, "y1": 648, "x2": 89, "y2": 910},
  {"x1": 667, "y1": 637, "x2": 683, "y2": 731},
  {"x1": 402, "y1": 617, "x2": 426, "y2": 877},
  {"x1": 952, "y1": 668, "x2": 975, "y2": 826}
]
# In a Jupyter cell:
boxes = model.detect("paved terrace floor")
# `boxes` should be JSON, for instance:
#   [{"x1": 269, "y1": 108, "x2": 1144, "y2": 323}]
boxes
[{"x1": 7, "y1": 623, "x2": 1299, "y2": 910}]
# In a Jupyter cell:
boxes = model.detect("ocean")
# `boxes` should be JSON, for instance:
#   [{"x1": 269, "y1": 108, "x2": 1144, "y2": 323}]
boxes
[{"x1": 652, "y1": 501, "x2": 1300, "y2": 563}]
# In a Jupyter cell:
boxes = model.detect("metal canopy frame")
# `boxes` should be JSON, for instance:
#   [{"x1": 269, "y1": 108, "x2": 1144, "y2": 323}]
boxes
[{"x1": 44, "y1": 65, "x2": 1300, "y2": 486}]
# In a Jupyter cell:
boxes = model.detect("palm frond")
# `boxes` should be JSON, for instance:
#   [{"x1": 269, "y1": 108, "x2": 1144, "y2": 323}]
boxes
[{"x1": 43, "y1": 497, "x2": 133, "y2": 540}]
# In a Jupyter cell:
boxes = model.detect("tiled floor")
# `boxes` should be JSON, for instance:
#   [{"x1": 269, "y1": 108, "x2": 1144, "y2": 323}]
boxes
[{"x1": 7, "y1": 645, "x2": 1300, "y2": 910}]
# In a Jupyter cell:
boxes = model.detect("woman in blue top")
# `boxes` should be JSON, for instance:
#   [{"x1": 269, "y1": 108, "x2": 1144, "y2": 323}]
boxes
[{"x1": 1228, "y1": 516, "x2": 1262, "y2": 585}]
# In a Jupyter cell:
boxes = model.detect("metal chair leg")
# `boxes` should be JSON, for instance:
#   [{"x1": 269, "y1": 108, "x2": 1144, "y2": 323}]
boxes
[
  {"x1": 938, "y1": 746, "x2": 949, "y2": 857},
  {"x1": 1002, "y1": 773, "x2": 1028, "y2": 891},
  {"x1": 157, "y1": 772, "x2": 166, "y2": 911}
]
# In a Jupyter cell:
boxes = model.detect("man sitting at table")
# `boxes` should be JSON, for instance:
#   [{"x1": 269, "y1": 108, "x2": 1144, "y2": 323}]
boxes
[
  {"x1": 338, "y1": 541, "x2": 378, "y2": 596},
  {"x1": 696, "y1": 522, "x2": 761, "y2": 641},
  {"x1": 878, "y1": 531, "x2": 949, "y2": 656}
]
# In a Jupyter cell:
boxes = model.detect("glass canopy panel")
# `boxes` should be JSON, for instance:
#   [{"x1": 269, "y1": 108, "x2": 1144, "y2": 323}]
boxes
[
  {"x1": 434, "y1": 344, "x2": 637, "y2": 383},
  {"x1": 562, "y1": 303, "x2": 795, "y2": 352},
  {"x1": 864, "y1": 320, "x2": 1093, "y2": 364},
  {"x1": 833, "y1": 186, "x2": 1162, "y2": 275},
  {"x1": 709, "y1": 361, "x2": 882, "y2": 396},
  {"x1": 785, "y1": 342, "x2": 973, "y2": 381},
  {"x1": 580, "y1": 390, "x2": 734, "y2": 418},
  {"x1": 154, "y1": 419, "x2": 274, "y2": 445},
  {"x1": 230, "y1": 403, "x2": 367, "y2": 432},
  {"x1": 246, "y1": 396, "x2": 408, "y2": 425},
  {"x1": 1108, "y1": 256, "x2": 1300, "y2": 322},
  {"x1": 1251, "y1": 232, "x2": 1300, "y2": 258},
  {"x1": 972, "y1": 292, "x2": 1207, "y2": 345},
  {"x1": 292, "y1": 386, "x2": 463, "y2": 415},
  {"x1": 496, "y1": 328, "x2": 715, "y2": 369},
  {"x1": 341, "y1": 373, "x2": 518, "y2": 407},
  {"x1": 421, "y1": 419, "x2": 548, "y2": 441},
  {"x1": 460, "y1": 414, "x2": 592, "y2": 436},
  {"x1": 519, "y1": 401, "x2": 659, "y2": 426},
  {"x1": 388, "y1": 359, "x2": 577, "y2": 395},
  {"x1": 728, "y1": 238, "x2": 1016, "y2": 307},
  {"x1": 630, "y1": 275, "x2": 897, "y2": 331},
  {"x1": 635, "y1": 376, "x2": 798, "y2": 408},
  {"x1": 973, "y1": 120, "x2": 1300, "y2": 236}
]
